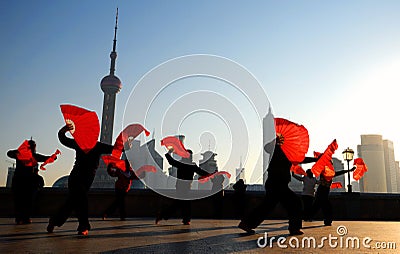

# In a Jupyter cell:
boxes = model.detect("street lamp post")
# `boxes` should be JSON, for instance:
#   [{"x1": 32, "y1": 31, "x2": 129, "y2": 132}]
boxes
[{"x1": 342, "y1": 147, "x2": 354, "y2": 193}]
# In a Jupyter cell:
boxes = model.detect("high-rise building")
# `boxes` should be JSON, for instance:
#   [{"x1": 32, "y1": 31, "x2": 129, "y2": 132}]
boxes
[
  {"x1": 126, "y1": 138, "x2": 164, "y2": 189},
  {"x1": 395, "y1": 161, "x2": 400, "y2": 193},
  {"x1": 357, "y1": 135, "x2": 387, "y2": 193},
  {"x1": 235, "y1": 158, "x2": 245, "y2": 183},
  {"x1": 383, "y1": 140, "x2": 398, "y2": 193},
  {"x1": 6, "y1": 166, "x2": 15, "y2": 188},
  {"x1": 351, "y1": 181, "x2": 360, "y2": 192},
  {"x1": 262, "y1": 108, "x2": 275, "y2": 184},
  {"x1": 92, "y1": 9, "x2": 122, "y2": 188},
  {"x1": 396, "y1": 161, "x2": 400, "y2": 193}
]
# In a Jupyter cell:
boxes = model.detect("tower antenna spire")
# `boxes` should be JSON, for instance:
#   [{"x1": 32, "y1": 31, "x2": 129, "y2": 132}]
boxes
[{"x1": 110, "y1": 7, "x2": 118, "y2": 76}]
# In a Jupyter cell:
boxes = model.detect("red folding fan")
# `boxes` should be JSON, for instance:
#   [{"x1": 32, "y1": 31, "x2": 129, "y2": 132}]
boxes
[
  {"x1": 274, "y1": 118, "x2": 309, "y2": 163},
  {"x1": 198, "y1": 171, "x2": 231, "y2": 183},
  {"x1": 16, "y1": 140, "x2": 37, "y2": 167},
  {"x1": 353, "y1": 158, "x2": 368, "y2": 181},
  {"x1": 112, "y1": 124, "x2": 150, "y2": 158},
  {"x1": 40, "y1": 149, "x2": 61, "y2": 170},
  {"x1": 160, "y1": 136, "x2": 190, "y2": 158},
  {"x1": 135, "y1": 165, "x2": 157, "y2": 177},
  {"x1": 60, "y1": 104, "x2": 100, "y2": 153},
  {"x1": 102, "y1": 155, "x2": 127, "y2": 171},
  {"x1": 311, "y1": 139, "x2": 338, "y2": 177},
  {"x1": 322, "y1": 165, "x2": 336, "y2": 182},
  {"x1": 331, "y1": 182, "x2": 343, "y2": 189},
  {"x1": 290, "y1": 164, "x2": 307, "y2": 176}
]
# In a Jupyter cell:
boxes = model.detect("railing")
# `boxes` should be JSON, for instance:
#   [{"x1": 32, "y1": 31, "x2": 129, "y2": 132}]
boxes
[{"x1": 1, "y1": 187, "x2": 399, "y2": 220}]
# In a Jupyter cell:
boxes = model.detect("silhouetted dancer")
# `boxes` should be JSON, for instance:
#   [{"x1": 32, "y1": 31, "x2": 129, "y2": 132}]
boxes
[
  {"x1": 238, "y1": 136, "x2": 317, "y2": 235},
  {"x1": 232, "y1": 179, "x2": 247, "y2": 220},
  {"x1": 32, "y1": 168, "x2": 45, "y2": 215},
  {"x1": 7, "y1": 139, "x2": 52, "y2": 225},
  {"x1": 103, "y1": 159, "x2": 138, "y2": 221},
  {"x1": 211, "y1": 172, "x2": 225, "y2": 219},
  {"x1": 292, "y1": 169, "x2": 318, "y2": 221},
  {"x1": 47, "y1": 123, "x2": 113, "y2": 236},
  {"x1": 156, "y1": 148, "x2": 209, "y2": 225},
  {"x1": 311, "y1": 165, "x2": 356, "y2": 226}
]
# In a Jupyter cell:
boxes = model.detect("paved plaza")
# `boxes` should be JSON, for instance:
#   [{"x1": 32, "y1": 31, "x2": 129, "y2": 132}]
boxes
[{"x1": 1, "y1": 217, "x2": 399, "y2": 253}]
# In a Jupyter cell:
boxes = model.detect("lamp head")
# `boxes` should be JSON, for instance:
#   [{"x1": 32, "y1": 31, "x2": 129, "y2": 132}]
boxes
[{"x1": 342, "y1": 147, "x2": 354, "y2": 161}]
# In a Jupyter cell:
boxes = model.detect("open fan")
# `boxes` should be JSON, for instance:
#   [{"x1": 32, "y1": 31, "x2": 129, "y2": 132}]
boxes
[
  {"x1": 290, "y1": 164, "x2": 307, "y2": 176},
  {"x1": 311, "y1": 139, "x2": 338, "y2": 177},
  {"x1": 331, "y1": 182, "x2": 343, "y2": 189},
  {"x1": 112, "y1": 124, "x2": 150, "y2": 158},
  {"x1": 60, "y1": 104, "x2": 100, "y2": 153},
  {"x1": 102, "y1": 155, "x2": 157, "y2": 176},
  {"x1": 134, "y1": 165, "x2": 157, "y2": 177},
  {"x1": 274, "y1": 118, "x2": 309, "y2": 163},
  {"x1": 40, "y1": 149, "x2": 61, "y2": 170},
  {"x1": 322, "y1": 166, "x2": 336, "y2": 182},
  {"x1": 198, "y1": 171, "x2": 231, "y2": 183},
  {"x1": 353, "y1": 158, "x2": 368, "y2": 181},
  {"x1": 16, "y1": 140, "x2": 37, "y2": 167},
  {"x1": 102, "y1": 155, "x2": 127, "y2": 171},
  {"x1": 160, "y1": 136, "x2": 190, "y2": 158}
]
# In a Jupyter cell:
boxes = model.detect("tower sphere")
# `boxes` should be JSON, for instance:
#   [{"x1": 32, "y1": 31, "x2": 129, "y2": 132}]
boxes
[{"x1": 100, "y1": 75, "x2": 122, "y2": 93}]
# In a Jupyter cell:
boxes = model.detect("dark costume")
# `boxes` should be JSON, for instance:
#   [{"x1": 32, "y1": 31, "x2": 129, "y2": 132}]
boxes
[
  {"x1": 7, "y1": 142, "x2": 50, "y2": 224},
  {"x1": 103, "y1": 161, "x2": 137, "y2": 220},
  {"x1": 232, "y1": 179, "x2": 247, "y2": 219},
  {"x1": 157, "y1": 152, "x2": 208, "y2": 224},
  {"x1": 239, "y1": 141, "x2": 317, "y2": 235},
  {"x1": 211, "y1": 173, "x2": 225, "y2": 219},
  {"x1": 311, "y1": 169, "x2": 353, "y2": 226},
  {"x1": 292, "y1": 170, "x2": 318, "y2": 221},
  {"x1": 48, "y1": 125, "x2": 113, "y2": 234}
]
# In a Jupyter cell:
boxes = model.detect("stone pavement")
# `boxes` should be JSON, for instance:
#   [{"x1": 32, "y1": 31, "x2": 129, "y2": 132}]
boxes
[{"x1": 0, "y1": 218, "x2": 399, "y2": 253}]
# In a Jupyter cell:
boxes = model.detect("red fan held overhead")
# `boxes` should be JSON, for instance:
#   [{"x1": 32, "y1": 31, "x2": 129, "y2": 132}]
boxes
[
  {"x1": 353, "y1": 158, "x2": 368, "y2": 181},
  {"x1": 16, "y1": 140, "x2": 37, "y2": 167},
  {"x1": 311, "y1": 139, "x2": 338, "y2": 177},
  {"x1": 274, "y1": 118, "x2": 309, "y2": 163},
  {"x1": 60, "y1": 104, "x2": 100, "y2": 153},
  {"x1": 112, "y1": 124, "x2": 150, "y2": 158},
  {"x1": 198, "y1": 171, "x2": 231, "y2": 183},
  {"x1": 161, "y1": 136, "x2": 191, "y2": 158},
  {"x1": 40, "y1": 149, "x2": 61, "y2": 171}
]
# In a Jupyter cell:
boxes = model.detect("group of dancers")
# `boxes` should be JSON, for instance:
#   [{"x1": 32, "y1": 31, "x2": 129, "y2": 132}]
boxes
[
  {"x1": 8, "y1": 121, "x2": 354, "y2": 236},
  {"x1": 238, "y1": 135, "x2": 356, "y2": 235}
]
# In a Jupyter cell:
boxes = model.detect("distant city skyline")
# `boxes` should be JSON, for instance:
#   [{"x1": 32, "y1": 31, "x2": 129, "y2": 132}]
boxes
[
  {"x1": 2, "y1": 1, "x2": 400, "y2": 187},
  {"x1": 358, "y1": 134, "x2": 400, "y2": 193}
]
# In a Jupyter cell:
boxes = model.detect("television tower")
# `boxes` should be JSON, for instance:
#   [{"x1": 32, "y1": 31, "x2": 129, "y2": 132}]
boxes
[{"x1": 100, "y1": 8, "x2": 122, "y2": 144}]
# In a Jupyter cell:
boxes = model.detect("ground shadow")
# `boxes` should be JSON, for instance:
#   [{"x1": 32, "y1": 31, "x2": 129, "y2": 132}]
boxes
[{"x1": 99, "y1": 232, "x2": 259, "y2": 254}]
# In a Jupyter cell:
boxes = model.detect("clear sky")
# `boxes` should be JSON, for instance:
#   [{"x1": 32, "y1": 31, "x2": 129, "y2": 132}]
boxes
[{"x1": 1, "y1": 0, "x2": 400, "y2": 187}]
